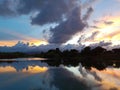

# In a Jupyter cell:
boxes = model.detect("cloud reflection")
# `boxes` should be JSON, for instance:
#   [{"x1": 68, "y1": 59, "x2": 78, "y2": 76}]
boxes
[
  {"x1": 22, "y1": 66, "x2": 48, "y2": 74},
  {"x1": 0, "y1": 61, "x2": 120, "y2": 90},
  {"x1": 65, "y1": 64, "x2": 120, "y2": 90},
  {"x1": 0, "y1": 66, "x2": 16, "y2": 73},
  {"x1": 0, "y1": 65, "x2": 48, "y2": 74}
]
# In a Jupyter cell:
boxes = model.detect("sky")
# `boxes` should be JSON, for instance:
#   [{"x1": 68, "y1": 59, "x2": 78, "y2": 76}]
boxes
[{"x1": 0, "y1": 0, "x2": 120, "y2": 50}]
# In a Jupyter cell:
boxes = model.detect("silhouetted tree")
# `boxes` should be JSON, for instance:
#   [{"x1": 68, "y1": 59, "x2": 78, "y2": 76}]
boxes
[
  {"x1": 112, "y1": 48, "x2": 120, "y2": 54},
  {"x1": 62, "y1": 50, "x2": 70, "y2": 57},
  {"x1": 45, "y1": 48, "x2": 62, "y2": 58},
  {"x1": 80, "y1": 46, "x2": 91, "y2": 55},
  {"x1": 91, "y1": 46, "x2": 106, "y2": 55},
  {"x1": 70, "y1": 49, "x2": 79, "y2": 57}
]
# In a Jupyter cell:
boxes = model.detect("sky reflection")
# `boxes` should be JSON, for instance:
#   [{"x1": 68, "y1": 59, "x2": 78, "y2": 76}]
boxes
[
  {"x1": 0, "y1": 57, "x2": 47, "y2": 62},
  {"x1": 0, "y1": 65, "x2": 48, "y2": 74},
  {"x1": 0, "y1": 60, "x2": 120, "y2": 90}
]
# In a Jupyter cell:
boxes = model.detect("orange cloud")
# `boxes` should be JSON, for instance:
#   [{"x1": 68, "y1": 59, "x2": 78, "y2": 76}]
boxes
[
  {"x1": 90, "y1": 15, "x2": 120, "y2": 44},
  {"x1": 0, "y1": 65, "x2": 48, "y2": 74},
  {"x1": 0, "y1": 66, "x2": 16, "y2": 73},
  {"x1": 22, "y1": 66, "x2": 48, "y2": 74}
]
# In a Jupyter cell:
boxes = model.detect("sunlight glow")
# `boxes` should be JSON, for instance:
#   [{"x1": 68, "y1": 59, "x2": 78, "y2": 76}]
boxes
[
  {"x1": 0, "y1": 65, "x2": 48, "y2": 74},
  {"x1": 0, "y1": 66, "x2": 16, "y2": 73},
  {"x1": 66, "y1": 15, "x2": 120, "y2": 45},
  {"x1": 95, "y1": 16, "x2": 120, "y2": 44},
  {"x1": 22, "y1": 66, "x2": 48, "y2": 74},
  {"x1": 33, "y1": 40, "x2": 48, "y2": 46},
  {"x1": 0, "y1": 40, "x2": 48, "y2": 46}
]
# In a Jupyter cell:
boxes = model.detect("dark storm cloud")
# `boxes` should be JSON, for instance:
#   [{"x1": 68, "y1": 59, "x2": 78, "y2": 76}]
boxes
[
  {"x1": 49, "y1": 7, "x2": 86, "y2": 43},
  {"x1": 0, "y1": 0, "x2": 96, "y2": 44},
  {"x1": 0, "y1": 0, "x2": 43, "y2": 16},
  {"x1": 17, "y1": 0, "x2": 43, "y2": 15},
  {"x1": 0, "y1": 0, "x2": 16, "y2": 16},
  {"x1": 0, "y1": 0, "x2": 79, "y2": 25},
  {"x1": 31, "y1": 0, "x2": 78, "y2": 25},
  {"x1": 18, "y1": 0, "x2": 78, "y2": 25}
]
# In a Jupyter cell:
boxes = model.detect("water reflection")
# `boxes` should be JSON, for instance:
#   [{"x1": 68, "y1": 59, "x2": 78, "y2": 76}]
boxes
[
  {"x1": 65, "y1": 64, "x2": 120, "y2": 90},
  {"x1": 0, "y1": 66, "x2": 48, "y2": 74},
  {"x1": 0, "y1": 58, "x2": 120, "y2": 90},
  {"x1": 0, "y1": 57, "x2": 47, "y2": 62},
  {"x1": 0, "y1": 66, "x2": 16, "y2": 73},
  {"x1": 0, "y1": 60, "x2": 48, "y2": 72},
  {"x1": 22, "y1": 66, "x2": 48, "y2": 74}
]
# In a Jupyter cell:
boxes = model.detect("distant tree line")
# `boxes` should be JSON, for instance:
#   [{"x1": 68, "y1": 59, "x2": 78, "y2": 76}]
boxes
[
  {"x1": 34, "y1": 46, "x2": 120, "y2": 59},
  {"x1": 0, "y1": 46, "x2": 120, "y2": 60},
  {"x1": 1, "y1": 46, "x2": 120, "y2": 70},
  {"x1": 0, "y1": 52, "x2": 28, "y2": 59}
]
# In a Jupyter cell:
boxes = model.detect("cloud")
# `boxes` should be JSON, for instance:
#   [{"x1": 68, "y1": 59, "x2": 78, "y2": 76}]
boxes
[
  {"x1": 77, "y1": 31, "x2": 99, "y2": 44},
  {"x1": 93, "y1": 20, "x2": 114, "y2": 25},
  {"x1": 77, "y1": 31, "x2": 112, "y2": 48},
  {"x1": 0, "y1": 0, "x2": 81, "y2": 25},
  {"x1": 89, "y1": 41, "x2": 112, "y2": 49},
  {"x1": 0, "y1": 0, "x2": 97, "y2": 44},
  {"x1": 49, "y1": 6, "x2": 86, "y2": 43},
  {"x1": 104, "y1": 21, "x2": 114, "y2": 25},
  {"x1": 85, "y1": 31, "x2": 99, "y2": 41},
  {"x1": 0, "y1": 40, "x2": 113, "y2": 53},
  {"x1": 0, "y1": 41, "x2": 82, "y2": 52},
  {"x1": 82, "y1": 0, "x2": 99, "y2": 9},
  {"x1": 0, "y1": 0, "x2": 15, "y2": 16},
  {"x1": 82, "y1": 7, "x2": 94, "y2": 21},
  {"x1": 31, "y1": 0, "x2": 78, "y2": 25},
  {"x1": 77, "y1": 35, "x2": 86, "y2": 45},
  {"x1": 90, "y1": 25, "x2": 100, "y2": 29}
]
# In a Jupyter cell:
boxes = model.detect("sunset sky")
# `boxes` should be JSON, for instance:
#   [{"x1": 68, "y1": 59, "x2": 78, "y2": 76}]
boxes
[{"x1": 0, "y1": 0, "x2": 120, "y2": 47}]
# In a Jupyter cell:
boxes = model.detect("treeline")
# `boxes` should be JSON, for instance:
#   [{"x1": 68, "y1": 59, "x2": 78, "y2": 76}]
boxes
[
  {"x1": 0, "y1": 46, "x2": 120, "y2": 70},
  {"x1": 0, "y1": 52, "x2": 28, "y2": 59},
  {"x1": 0, "y1": 46, "x2": 120, "y2": 60},
  {"x1": 34, "y1": 46, "x2": 120, "y2": 59}
]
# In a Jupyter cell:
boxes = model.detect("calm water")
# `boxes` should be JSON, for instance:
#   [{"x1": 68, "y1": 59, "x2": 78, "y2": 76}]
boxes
[{"x1": 0, "y1": 58, "x2": 120, "y2": 90}]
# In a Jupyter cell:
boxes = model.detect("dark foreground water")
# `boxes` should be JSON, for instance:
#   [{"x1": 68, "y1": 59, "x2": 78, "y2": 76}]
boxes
[{"x1": 0, "y1": 58, "x2": 120, "y2": 90}]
